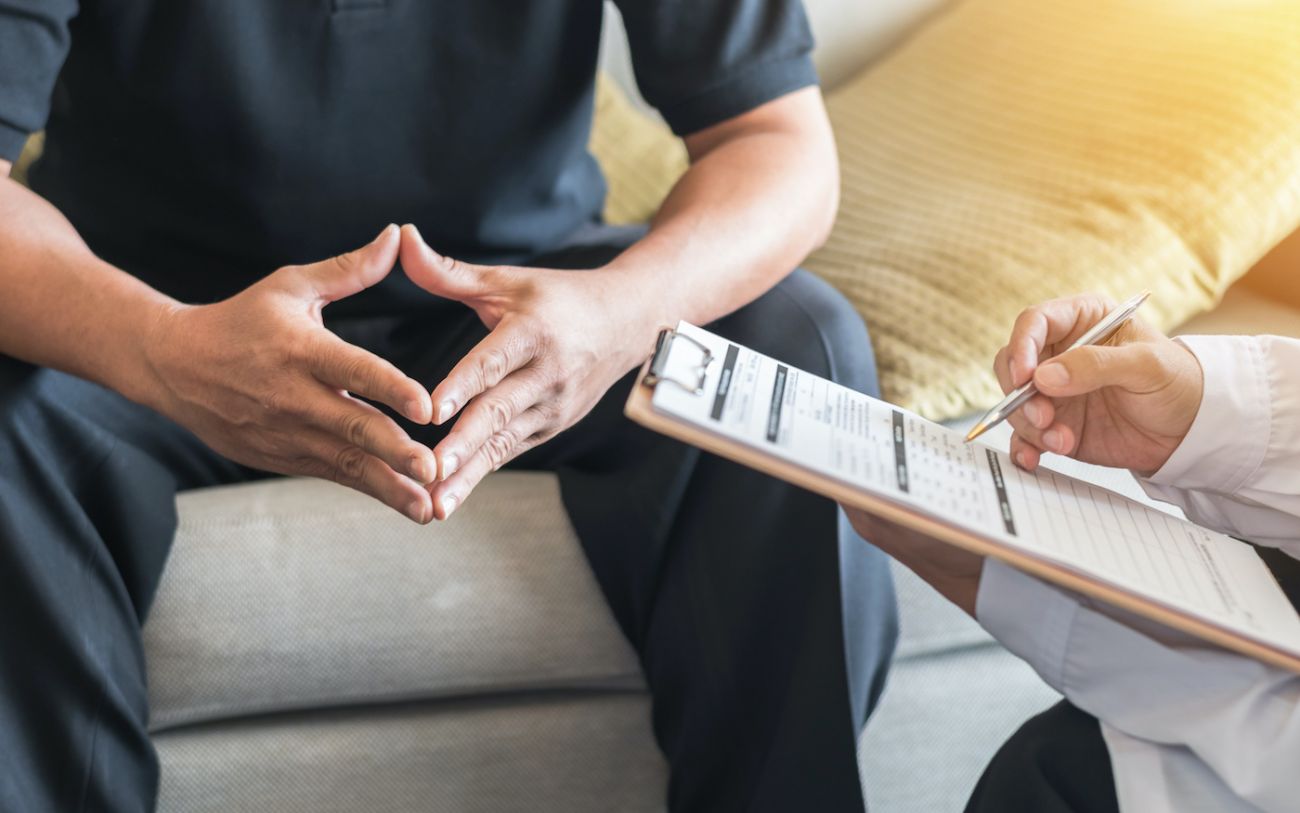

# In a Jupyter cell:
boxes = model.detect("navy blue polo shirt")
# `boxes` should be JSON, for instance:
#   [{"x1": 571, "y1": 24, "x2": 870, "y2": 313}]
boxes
[{"x1": 0, "y1": 1, "x2": 817, "y2": 314}]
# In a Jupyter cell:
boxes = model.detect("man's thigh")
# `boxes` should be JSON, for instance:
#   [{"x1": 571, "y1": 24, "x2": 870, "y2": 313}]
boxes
[{"x1": 0, "y1": 356, "x2": 253, "y2": 812}]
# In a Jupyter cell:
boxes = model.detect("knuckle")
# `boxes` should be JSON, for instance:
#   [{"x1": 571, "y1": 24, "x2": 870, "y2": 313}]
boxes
[
  {"x1": 261, "y1": 389, "x2": 290, "y2": 416},
  {"x1": 285, "y1": 334, "x2": 315, "y2": 365},
  {"x1": 331, "y1": 445, "x2": 369, "y2": 485},
  {"x1": 344, "y1": 355, "x2": 376, "y2": 392},
  {"x1": 477, "y1": 346, "x2": 512, "y2": 385},
  {"x1": 333, "y1": 249, "x2": 360, "y2": 276},
  {"x1": 533, "y1": 400, "x2": 560, "y2": 423},
  {"x1": 484, "y1": 429, "x2": 517, "y2": 465},
  {"x1": 1013, "y1": 306, "x2": 1040, "y2": 329},
  {"x1": 342, "y1": 410, "x2": 371, "y2": 447},
  {"x1": 483, "y1": 396, "x2": 513, "y2": 430},
  {"x1": 308, "y1": 339, "x2": 342, "y2": 377},
  {"x1": 296, "y1": 455, "x2": 332, "y2": 480},
  {"x1": 438, "y1": 253, "x2": 462, "y2": 276}
]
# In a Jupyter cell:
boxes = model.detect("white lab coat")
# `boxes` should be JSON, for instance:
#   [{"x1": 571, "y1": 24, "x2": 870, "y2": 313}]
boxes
[{"x1": 976, "y1": 335, "x2": 1300, "y2": 813}]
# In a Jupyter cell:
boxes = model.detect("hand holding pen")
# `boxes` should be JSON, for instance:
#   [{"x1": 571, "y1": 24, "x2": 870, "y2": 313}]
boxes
[{"x1": 972, "y1": 292, "x2": 1205, "y2": 475}]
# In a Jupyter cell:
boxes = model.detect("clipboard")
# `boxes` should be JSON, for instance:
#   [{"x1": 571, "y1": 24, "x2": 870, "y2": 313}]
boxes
[{"x1": 625, "y1": 325, "x2": 1300, "y2": 675}]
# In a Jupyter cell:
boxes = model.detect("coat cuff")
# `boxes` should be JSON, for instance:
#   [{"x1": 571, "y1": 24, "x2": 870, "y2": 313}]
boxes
[{"x1": 1143, "y1": 335, "x2": 1270, "y2": 495}]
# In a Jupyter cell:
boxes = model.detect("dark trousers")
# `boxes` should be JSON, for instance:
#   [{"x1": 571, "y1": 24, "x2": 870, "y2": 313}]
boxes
[
  {"x1": 0, "y1": 228, "x2": 898, "y2": 813},
  {"x1": 966, "y1": 701, "x2": 1121, "y2": 813}
]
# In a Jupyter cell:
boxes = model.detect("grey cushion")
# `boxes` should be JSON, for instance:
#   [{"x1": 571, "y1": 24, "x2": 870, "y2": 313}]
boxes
[
  {"x1": 859, "y1": 645, "x2": 1061, "y2": 812},
  {"x1": 889, "y1": 561, "x2": 995, "y2": 661},
  {"x1": 146, "y1": 475, "x2": 645, "y2": 732},
  {"x1": 156, "y1": 693, "x2": 666, "y2": 813}
]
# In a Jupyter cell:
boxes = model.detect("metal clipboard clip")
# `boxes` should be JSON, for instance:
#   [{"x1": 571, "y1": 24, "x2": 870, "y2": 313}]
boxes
[{"x1": 643, "y1": 327, "x2": 714, "y2": 395}]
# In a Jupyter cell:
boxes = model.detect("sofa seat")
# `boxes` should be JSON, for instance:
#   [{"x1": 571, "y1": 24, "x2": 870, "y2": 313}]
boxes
[{"x1": 148, "y1": 474, "x2": 667, "y2": 812}]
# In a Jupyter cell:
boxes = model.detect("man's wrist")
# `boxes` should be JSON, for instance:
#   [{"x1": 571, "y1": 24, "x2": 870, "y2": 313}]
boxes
[
  {"x1": 595, "y1": 261, "x2": 682, "y2": 363},
  {"x1": 109, "y1": 293, "x2": 188, "y2": 411}
]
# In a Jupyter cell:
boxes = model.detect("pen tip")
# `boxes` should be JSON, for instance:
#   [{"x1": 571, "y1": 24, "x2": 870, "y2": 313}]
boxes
[{"x1": 964, "y1": 422, "x2": 986, "y2": 443}]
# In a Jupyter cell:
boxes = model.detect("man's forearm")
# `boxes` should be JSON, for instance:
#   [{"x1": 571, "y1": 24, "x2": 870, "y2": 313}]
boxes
[
  {"x1": 0, "y1": 173, "x2": 177, "y2": 403},
  {"x1": 601, "y1": 87, "x2": 839, "y2": 332}
]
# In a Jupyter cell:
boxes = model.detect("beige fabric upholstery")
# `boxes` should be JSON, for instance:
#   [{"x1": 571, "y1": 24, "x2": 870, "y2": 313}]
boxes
[
  {"x1": 146, "y1": 475, "x2": 643, "y2": 732},
  {"x1": 155, "y1": 694, "x2": 666, "y2": 813}
]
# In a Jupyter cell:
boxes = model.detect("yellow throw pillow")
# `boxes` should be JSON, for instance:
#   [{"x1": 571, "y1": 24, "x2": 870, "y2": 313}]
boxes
[
  {"x1": 589, "y1": 75, "x2": 688, "y2": 227},
  {"x1": 11, "y1": 131, "x2": 43, "y2": 186},
  {"x1": 812, "y1": 0, "x2": 1300, "y2": 419},
  {"x1": 591, "y1": 0, "x2": 1300, "y2": 420}
]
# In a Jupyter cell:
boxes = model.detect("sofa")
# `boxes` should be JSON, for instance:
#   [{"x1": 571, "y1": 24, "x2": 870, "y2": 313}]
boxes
[{"x1": 131, "y1": 1, "x2": 1300, "y2": 811}]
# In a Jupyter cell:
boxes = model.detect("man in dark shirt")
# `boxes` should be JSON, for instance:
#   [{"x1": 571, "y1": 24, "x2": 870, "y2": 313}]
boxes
[{"x1": 0, "y1": 2, "x2": 897, "y2": 810}]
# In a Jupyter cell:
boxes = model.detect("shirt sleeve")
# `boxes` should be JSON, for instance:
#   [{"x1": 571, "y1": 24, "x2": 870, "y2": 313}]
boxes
[
  {"x1": 0, "y1": 0, "x2": 79, "y2": 162},
  {"x1": 978, "y1": 559, "x2": 1300, "y2": 813},
  {"x1": 611, "y1": 0, "x2": 819, "y2": 136},
  {"x1": 1138, "y1": 335, "x2": 1300, "y2": 553}
]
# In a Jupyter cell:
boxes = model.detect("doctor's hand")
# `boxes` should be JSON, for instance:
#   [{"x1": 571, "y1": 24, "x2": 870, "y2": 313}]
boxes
[
  {"x1": 399, "y1": 225, "x2": 655, "y2": 519},
  {"x1": 846, "y1": 509, "x2": 984, "y2": 617},
  {"x1": 994, "y1": 293, "x2": 1204, "y2": 476}
]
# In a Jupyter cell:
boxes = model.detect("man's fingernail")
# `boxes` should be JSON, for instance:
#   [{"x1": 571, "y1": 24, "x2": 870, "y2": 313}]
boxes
[
  {"x1": 1043, "y1": 428, "x2": 1064, "y2": 452},
  {"x1": 435, "y1": 399, "x2": 457, "y2": 425},
  {"x1": 405, "y1": 399, "x2": 429, "y2": 423},
  {"x1": 1015, "y1": 451, "x2": 1028, "y2": 469},
  {"x1": 408, "y1": 499, "x2": 430, "y2": 524},
  {"x1": 440, "y1": 453, "x2": 459, "y2": 480},
  {"x1": 1023, "y1": 401, "x2": 1040, "y2": 426},
  {"x1": 440, "y1": 494, "x2": 458, "y2": 519},
  {"x1": 1037, "y1": 363, "x2": 1069, "y2": 388},
  {"x1": 409, "y1": 454, "x2": 435, "y2": 484}
]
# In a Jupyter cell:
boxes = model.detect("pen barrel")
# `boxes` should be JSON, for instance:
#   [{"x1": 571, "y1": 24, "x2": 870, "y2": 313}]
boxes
[{"x1": 994, "y1": 384, "x2": 1039, "y2": 425}]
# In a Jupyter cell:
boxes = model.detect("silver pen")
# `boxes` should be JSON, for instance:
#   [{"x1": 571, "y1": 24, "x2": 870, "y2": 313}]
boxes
[{"x1": 965, "y1": 291, "x2": 1152, "y2": 443}]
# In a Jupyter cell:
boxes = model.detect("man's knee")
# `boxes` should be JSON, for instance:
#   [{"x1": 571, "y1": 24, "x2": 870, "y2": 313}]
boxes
[
  {"x1": 715, "y1": 270, "x2": 879, "y2": 398},
  {"x1": 0, "y1": 358, "x2": 110, "y2": 478},
  {"x1": 968, "y1": 702, "x2": 1117, "y2": 813}
]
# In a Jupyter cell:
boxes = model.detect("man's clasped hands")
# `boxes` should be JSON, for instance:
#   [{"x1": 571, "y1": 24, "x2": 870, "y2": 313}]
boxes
[{"x1": 141, "y1": 224, "x2": 647, "y2": 525}]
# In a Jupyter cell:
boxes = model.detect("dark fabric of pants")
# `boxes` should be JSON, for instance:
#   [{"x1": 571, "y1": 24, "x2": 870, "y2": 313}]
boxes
[
  {"x1": 0, "y1": 226, "x2": 898, "y2": 813},
  {"x1": 965, "y1": 701, "x2": 1121, "y2": 813}
]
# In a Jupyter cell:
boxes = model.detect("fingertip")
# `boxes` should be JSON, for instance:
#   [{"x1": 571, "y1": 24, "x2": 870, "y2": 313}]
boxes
[
  {"x1": 430, "y1": 488, "x2": 458, "y2": 521},
  {"x1": 368, "y1": 222, "x2": 397, "y2": 245},
  {"x1": 406, "y1": 496, "x2": 433, "y2": 524},
  {"x1": 430, "y1": 382, "x2": 460, "y2": 425},
  {"x1": 401, "y1": 387, "x2": 433, "y2": 425},
  {"x1": 407, "y1": 448, "x2": 437, "y2": 485},
  {"x1": 1011, "y1": 436, "x2": 1041, "y2": 471},
  {"x1": 437, "y1": 449, "x2": 460, "y2": 481}
]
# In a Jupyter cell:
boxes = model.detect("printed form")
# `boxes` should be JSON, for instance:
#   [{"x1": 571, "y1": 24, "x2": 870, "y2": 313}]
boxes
[{"x1": 651, "y1": 323, "x2": 1300, "y2": 654}]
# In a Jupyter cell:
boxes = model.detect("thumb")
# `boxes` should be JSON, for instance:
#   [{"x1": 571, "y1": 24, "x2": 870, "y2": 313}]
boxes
[
  {"x1": 301, "y1": 224, "x2": 400, "y2": 303},
  {"x1": 399, "y1": 223, "x2": 493, "y2": 302},
  {"x1": 1033, "y1": 343, "x2": 1165, "y2": 398}
]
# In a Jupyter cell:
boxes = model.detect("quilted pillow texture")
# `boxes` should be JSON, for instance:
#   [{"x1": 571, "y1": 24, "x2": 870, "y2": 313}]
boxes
[{"x1": 590, "y1": 0, "x2": 1300, "y2": 419}]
